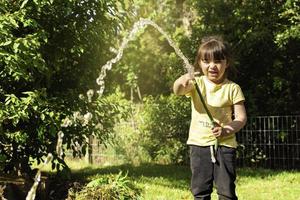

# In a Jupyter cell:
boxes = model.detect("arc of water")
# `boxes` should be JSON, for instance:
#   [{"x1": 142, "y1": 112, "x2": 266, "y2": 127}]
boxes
[
  {"x1": 96, "y1": 18, "x2": 195, "y2": 97},
  {"x1": 95, "y1": 18, "x2": 218, "y2": 159},
  {"x1": 25, "y1": 18, "x2": 207, "y2": 200},
  {"x1": 26, "y1": 153, "x2": 53, "y2": 200},
  {"x1": 26, "y1": 131, "x2": 64, "y2": 200}
]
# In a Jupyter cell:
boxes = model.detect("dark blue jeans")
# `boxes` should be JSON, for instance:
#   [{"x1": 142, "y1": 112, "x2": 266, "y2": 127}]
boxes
[{"x1": 189, "y1": 145, "x2": 238, "y2": 200}]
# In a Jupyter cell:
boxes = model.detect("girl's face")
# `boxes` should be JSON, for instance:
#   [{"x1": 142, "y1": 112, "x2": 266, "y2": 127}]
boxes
[{"x1": 199, "y1": 58, "x2": 228, "y2": 84}]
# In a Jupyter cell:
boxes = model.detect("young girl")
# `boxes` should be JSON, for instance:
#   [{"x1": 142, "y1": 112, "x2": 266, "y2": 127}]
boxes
[{"x1": 173, "y1": 36, "x2": 247, "y2": 200}]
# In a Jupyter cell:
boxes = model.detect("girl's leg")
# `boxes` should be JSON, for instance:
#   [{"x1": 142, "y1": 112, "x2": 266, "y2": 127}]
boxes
[
  {"x1": 190, "y1": 145, "x2": 214, "y2": 200},
  {"x1": 214, "y1": 146, "x2": 238, "y2": 200}
]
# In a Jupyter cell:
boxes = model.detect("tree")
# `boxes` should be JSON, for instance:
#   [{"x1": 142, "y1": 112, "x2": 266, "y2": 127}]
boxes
[
  {"x1": 188, "y1": 0, "x2": 300, "y2": 115},
  {"x1": 0, "y1": 0, "x2": 127, "y2": 174}
]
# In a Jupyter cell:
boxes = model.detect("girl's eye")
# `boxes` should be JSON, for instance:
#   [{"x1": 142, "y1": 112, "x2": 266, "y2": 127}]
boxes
[
  {"x1": 201, "y1": 59, "x2": 209, "y2": 64},
  {"x1": 214, "y1": 60, "x2": 222, "y2": 63}
]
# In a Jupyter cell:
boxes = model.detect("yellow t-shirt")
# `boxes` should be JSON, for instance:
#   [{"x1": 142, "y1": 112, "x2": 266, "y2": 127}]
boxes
[{"x1": 187, "y1": 76, "x2": 245, "y2": 148}]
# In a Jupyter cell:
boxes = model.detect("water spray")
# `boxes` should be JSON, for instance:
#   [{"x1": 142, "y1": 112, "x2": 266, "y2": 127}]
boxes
[
  {"x1": 26, "y1": 153, "x2": 53, "y2": 200},
  {"x1": 25, "y1": 18, "x2": 220, "y2": 199},
  {"x1": 96, "y1": 18, "x2": 219, "y2": 161},
  {"x1": 96, "y1": 18, "x2": 194, "y2": 97}
]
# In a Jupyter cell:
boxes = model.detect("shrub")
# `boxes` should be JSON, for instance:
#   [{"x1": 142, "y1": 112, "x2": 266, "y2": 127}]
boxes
[
  {"x1": 67, "y1": 171, "x2": 141, "y2": 200},
  {"x1": 111, "y1": 94, "x2": 191, "y2": 165},
  {"x1": 140, "y1": 94, "x2": 191, "y2": 164},
  {"x1": 112, "y1": 103, "x2": 152, "y2": 165}
]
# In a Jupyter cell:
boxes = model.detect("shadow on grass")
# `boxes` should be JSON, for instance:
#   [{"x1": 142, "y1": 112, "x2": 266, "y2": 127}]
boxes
[
  {"x1": 68, "y1": 163, "x2": 300, "y2": 191},
  {"x1": 237, "y1": 167, "x2": 300, "y2": 178},
  {"x1": 70, "y1": 163, "x2": 191, "y2": 190}
]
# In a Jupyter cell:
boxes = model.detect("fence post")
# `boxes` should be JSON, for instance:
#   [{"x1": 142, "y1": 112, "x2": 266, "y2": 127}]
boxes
[{"x1": 85, "y1": 135, "x2": 93, "y2": 164}]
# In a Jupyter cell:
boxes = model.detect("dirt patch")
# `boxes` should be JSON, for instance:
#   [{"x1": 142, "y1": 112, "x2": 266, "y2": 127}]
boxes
[{"x1": 0, "y1": 173, "x2": 81, "y2": 200}]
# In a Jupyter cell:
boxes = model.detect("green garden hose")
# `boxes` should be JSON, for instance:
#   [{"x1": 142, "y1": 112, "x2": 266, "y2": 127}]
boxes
[{"x1": 193, "y1": 80, "x2": 219, "y2": 155}]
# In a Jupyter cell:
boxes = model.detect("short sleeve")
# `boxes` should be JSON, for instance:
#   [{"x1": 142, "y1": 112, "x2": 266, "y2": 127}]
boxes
[
  {"x1": 185, "y1": 84, "x2": 195, "y2": 98},
  {"x1": 231, "y1": 84, "x2": 245, "y2": 104}
]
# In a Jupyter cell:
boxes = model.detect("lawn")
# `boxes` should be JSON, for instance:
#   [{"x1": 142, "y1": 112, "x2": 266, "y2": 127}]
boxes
[{"x1": 58, "y1": 159, "x2": 300, "y2": 200}]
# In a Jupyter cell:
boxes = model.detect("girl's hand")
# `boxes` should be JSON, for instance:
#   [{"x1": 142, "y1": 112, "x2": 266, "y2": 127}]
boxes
[
  {"x1": 177, "y1": 73, "x2": 194, "y2": 87},
  {"x1": 212, "y1": 101, "x2": 247, "y2": 138},
  {"x1": 211, "y1": 122, "x2": 228, "y2": 138},
  {"x1": 173, "y1": 73, "x2": 194, "y2": 95},
  {"x1": 212, "y1": 125, "x2": 223, "y2": 138}
]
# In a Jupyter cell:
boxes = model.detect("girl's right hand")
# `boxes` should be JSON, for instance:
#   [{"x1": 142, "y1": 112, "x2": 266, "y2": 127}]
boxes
[
  {"x1": 173, "y1": 73, "x2": 196, "y2": 95},
  {"x1": 179, "y1": 73, "x2": 194, "y2": 87}
]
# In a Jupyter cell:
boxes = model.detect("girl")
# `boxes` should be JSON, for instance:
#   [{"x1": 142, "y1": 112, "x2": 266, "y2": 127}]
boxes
[{"x1": 173, "y1": 36, "x2": 247, "y2": 200}]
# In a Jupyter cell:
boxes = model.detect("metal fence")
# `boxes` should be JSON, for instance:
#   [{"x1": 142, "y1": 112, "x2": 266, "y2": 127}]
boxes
[
  {"x1": 67, "y1": 115, "x2": 300, "y2": 170},
  {"x1": 236, "y1": 115, "x2": 300, "y2": 170},
  {"x1": 65, "y1": 135, "x2": 125, "y2": 166}
]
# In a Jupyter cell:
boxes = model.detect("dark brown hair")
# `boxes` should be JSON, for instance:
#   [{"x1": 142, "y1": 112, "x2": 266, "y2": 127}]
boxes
[{"x1": 194, "y1": 35, "x2": 237, "y2": 78}]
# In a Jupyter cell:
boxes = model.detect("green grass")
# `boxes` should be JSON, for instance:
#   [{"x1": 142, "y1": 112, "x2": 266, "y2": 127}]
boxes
[
  {"x1": 236, "y1": 168, "x2": 300, "y2": 200},
  {"x1": 45, "y1": 159, "x2": 300, "y2": 200}
]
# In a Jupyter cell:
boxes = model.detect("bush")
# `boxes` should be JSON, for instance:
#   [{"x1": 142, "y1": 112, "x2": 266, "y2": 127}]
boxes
[
  {"x1": 111, "y1": 94, "x2": 191, "y2": 165},
  {"x1": 112, "y1": 103, "x2": 152, "y2": 165},
  {"x1": 140, "y1": 94, "x2": 191, "y2": 164},
  {"x1": 67, "y1": 171, "x2": 141, "y2": 200}
]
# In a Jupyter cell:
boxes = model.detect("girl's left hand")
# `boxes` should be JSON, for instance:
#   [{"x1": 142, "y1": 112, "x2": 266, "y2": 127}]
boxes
[{"x1": 211, "y1": 123, "x2": 224, "y2": 138}]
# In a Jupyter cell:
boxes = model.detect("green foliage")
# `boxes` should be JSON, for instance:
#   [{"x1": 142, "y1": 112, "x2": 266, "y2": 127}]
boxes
[
  {"x1": 242, "y1": 145, "x2": 267, "y2": 165},
  {"x1": 0, "y1": 4, "x2": 47, "y2": 82},
  {"x1": 0, "y1": 90, "x2": 63, "y2": 173},
  {"x1": 59, "y1": 89, "x2": 130, "y2": 159},
  {"x1": 0, "y1": 87, "x2": 128, "y2": 173},
  {"x1": 112, "y1": 94, "x2": 191, "y2": 165},
  {"x1": 1, "y1": 0, "x2": 299, "y2": 174},
  {"x1": 140, "y1": 94, "x2": 190, "y2": 164},
  {"x1": 68, "y1": 171, "x2": 141, "y2": 200},
  {"x1": 0, "y1": 0, "x2": 128, "y2": 174},
  {"x1": 112, "y1": 104, "x2": 152, "y2": 165},
  {"x1": 189, "y1": 0, "x2": 300, "y2": 115},
  {"x1": 275, "y1": 0, "x2": 300, "y2": 47}
]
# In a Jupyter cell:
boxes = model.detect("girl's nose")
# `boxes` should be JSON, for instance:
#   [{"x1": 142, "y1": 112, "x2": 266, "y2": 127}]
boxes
[{"x1": 209, "y1": 62, "x2": 217, "y2": 68}]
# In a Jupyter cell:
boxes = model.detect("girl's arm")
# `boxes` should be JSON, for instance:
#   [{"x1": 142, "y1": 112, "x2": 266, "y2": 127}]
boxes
[
  {"x1": 212, "y1": 101, "x2": 247, "y2": 137},
  {"x1": 173, "y1": 73, "x2": 194, "y2": 95}
]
